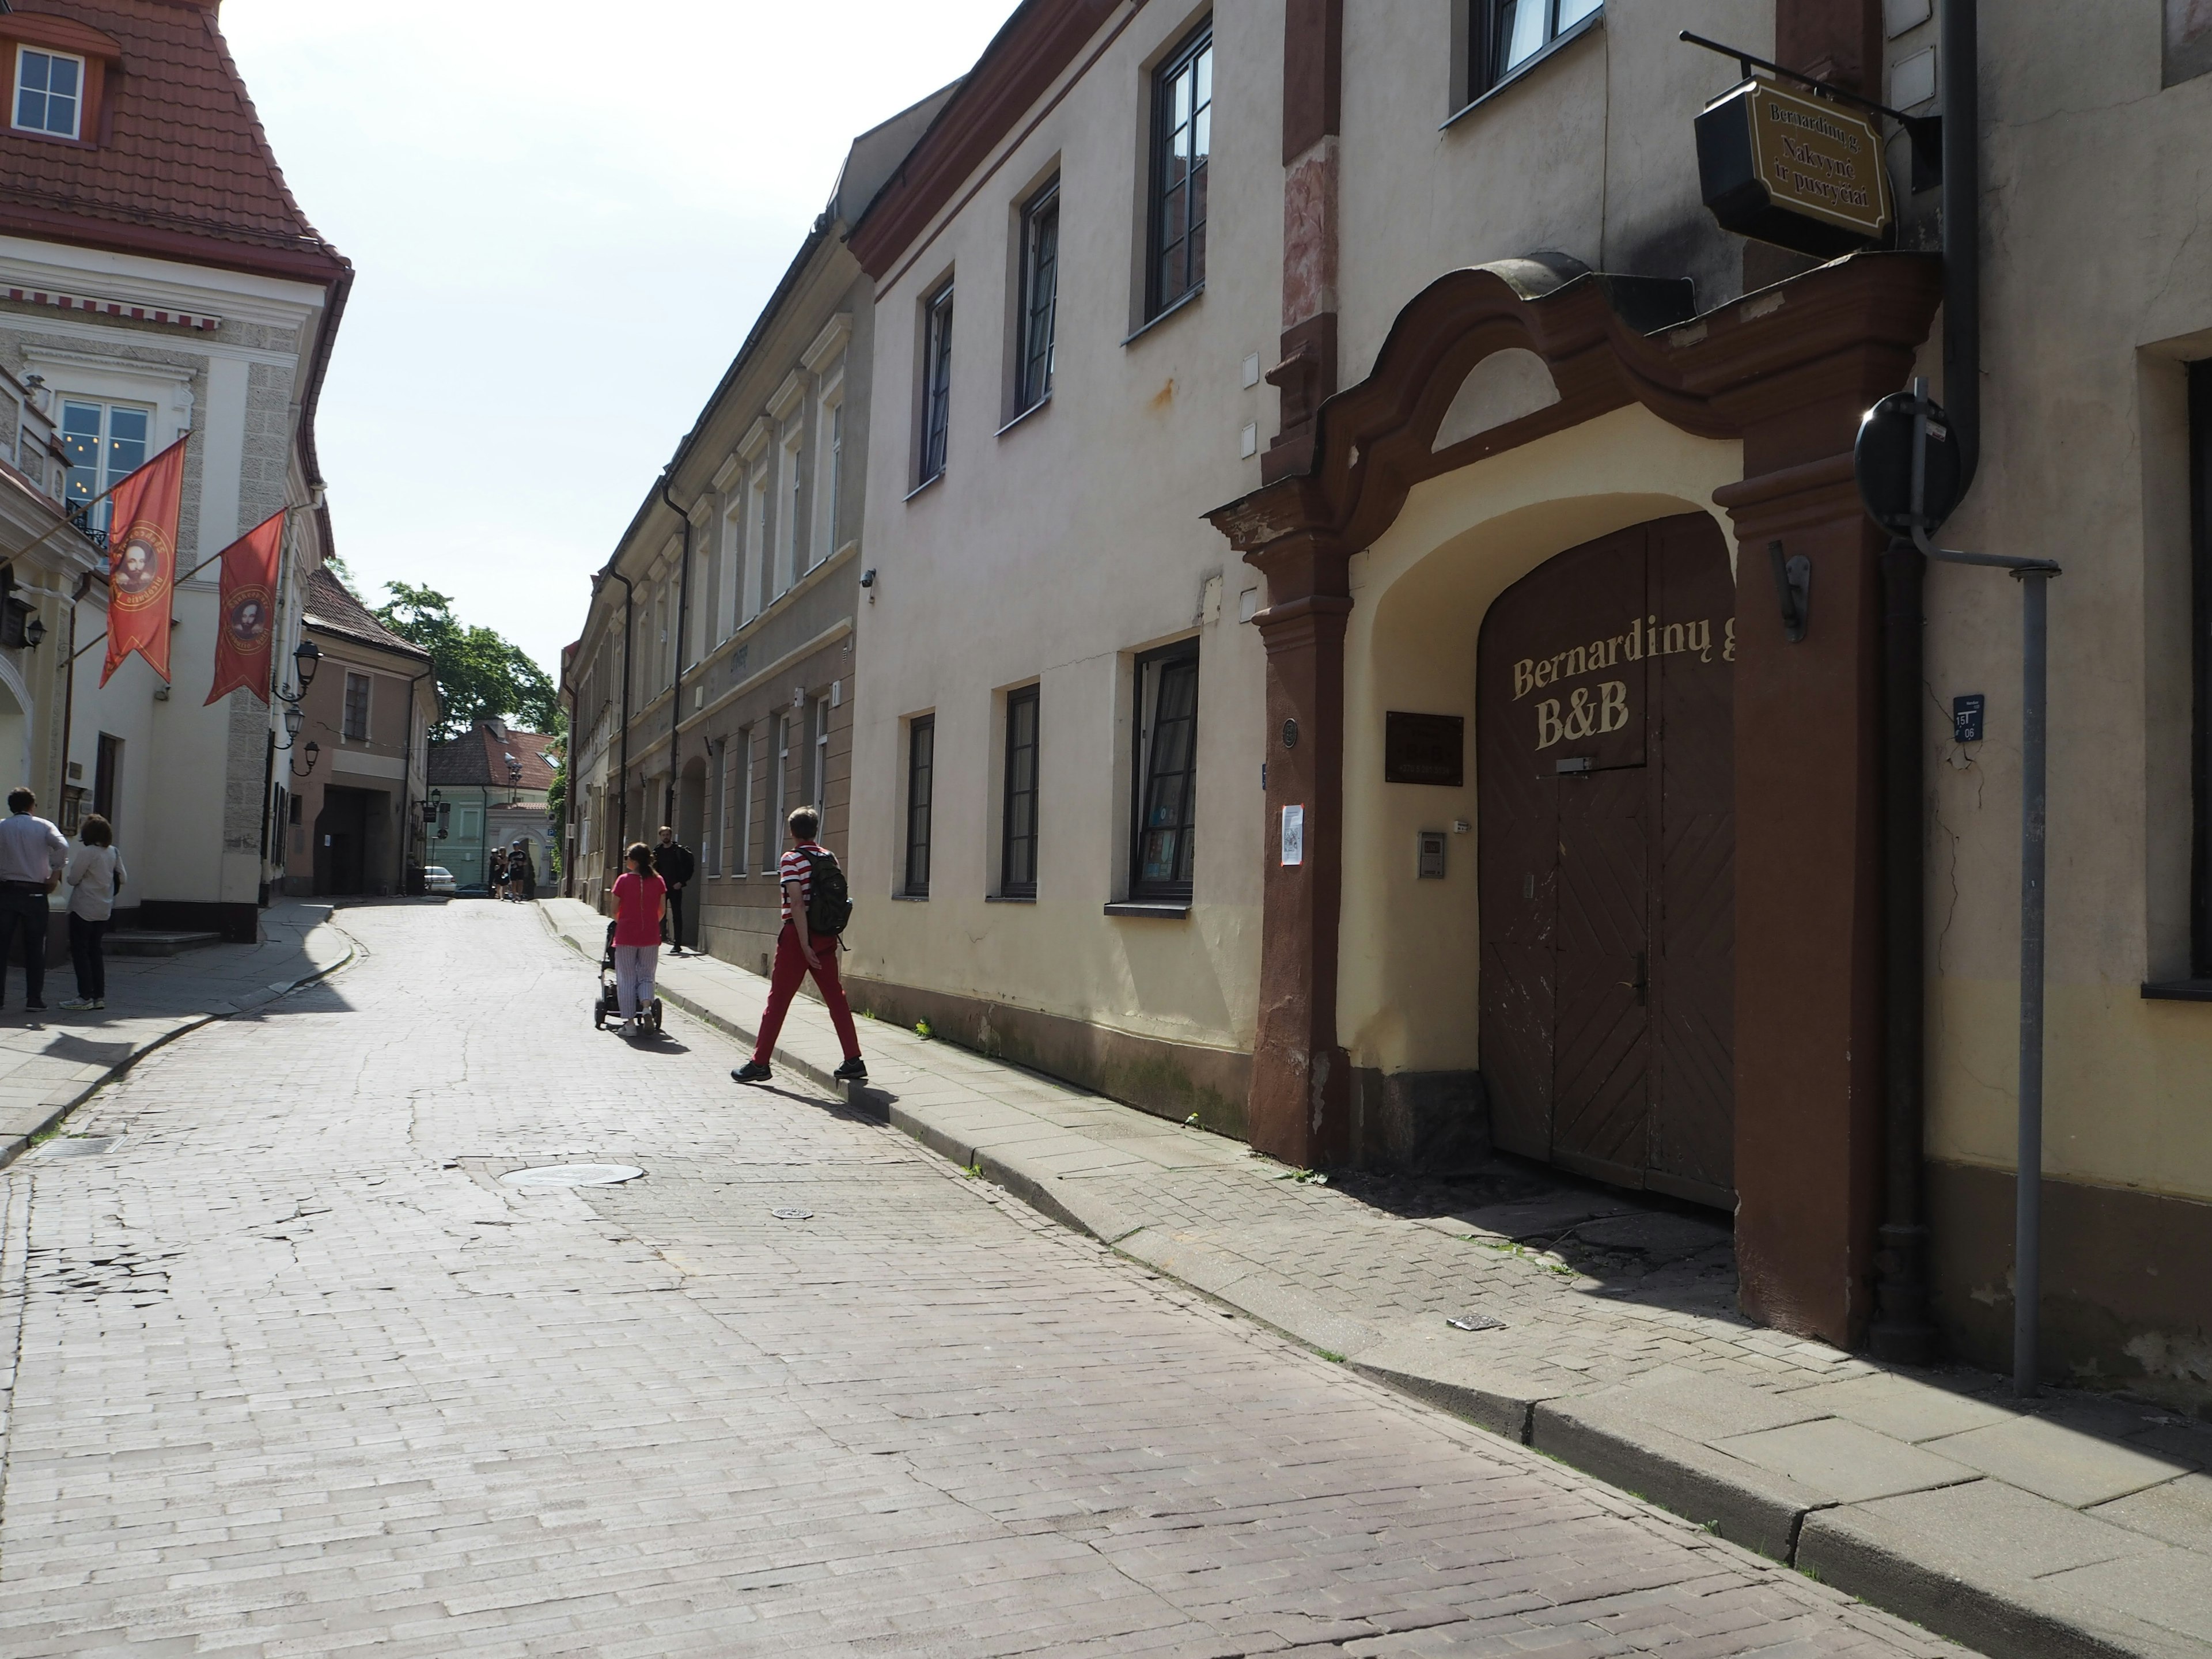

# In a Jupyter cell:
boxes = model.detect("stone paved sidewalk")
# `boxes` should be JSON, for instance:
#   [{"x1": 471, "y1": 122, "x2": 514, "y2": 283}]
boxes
[
  {"x1": 542, "y1": 898, "x2": 2212, "y2": 1659},
  {"x1": 0, "y1": 897, "x2": 355, "y2": 1167}
]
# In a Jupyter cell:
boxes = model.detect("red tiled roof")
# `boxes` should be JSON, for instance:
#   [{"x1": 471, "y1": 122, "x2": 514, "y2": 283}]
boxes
[
  {"x1": 427, "y1": 723, "x2": 560, "y2": 793},
  {"x1": 301, "y1": 566, "x2": 430, "y2": 662},
  {"x1": 0, "y1": 1, "x2": 347, "y2": 283}
]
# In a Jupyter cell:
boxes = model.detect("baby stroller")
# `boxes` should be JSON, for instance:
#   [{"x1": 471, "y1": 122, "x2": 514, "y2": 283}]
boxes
[{"x1": 594, "y1": 920, "x2": 664, "y2": 1034}]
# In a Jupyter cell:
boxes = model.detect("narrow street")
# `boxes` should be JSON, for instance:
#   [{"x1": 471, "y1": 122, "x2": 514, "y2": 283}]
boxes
[{"x1": 0, "y1": 903, "x2": 1956, "y2": 1657}]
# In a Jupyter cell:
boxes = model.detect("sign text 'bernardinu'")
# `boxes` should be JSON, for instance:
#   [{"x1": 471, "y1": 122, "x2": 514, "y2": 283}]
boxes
[{"x1": 1510, "y1": 613, "x2": 1735, "y2": 751}]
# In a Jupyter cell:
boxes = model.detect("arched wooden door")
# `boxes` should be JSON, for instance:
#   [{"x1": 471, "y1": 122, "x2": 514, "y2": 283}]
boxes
[{"x1": 1476, "y1": 513, "x2": 1736, "y2": 1207}]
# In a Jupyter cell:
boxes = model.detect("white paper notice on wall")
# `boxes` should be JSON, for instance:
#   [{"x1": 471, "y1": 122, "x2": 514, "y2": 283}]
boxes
[{"x1": 1281, "y1": 804, "x2": 1305, "y2": 866}]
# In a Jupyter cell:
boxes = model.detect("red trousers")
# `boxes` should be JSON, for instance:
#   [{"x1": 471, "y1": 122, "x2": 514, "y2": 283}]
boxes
[{"x1": 753, "y1": 923, "x2": 861, "y2": 1065}]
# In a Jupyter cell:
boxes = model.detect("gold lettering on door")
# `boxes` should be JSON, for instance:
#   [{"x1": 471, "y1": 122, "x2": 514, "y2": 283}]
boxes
[
  {"x1": 1512, "y1": 614, "x2": 1724, "y2": 700},
  {"x1": 1536, "y1": 681, "x2": 1630, "y2": 749}
]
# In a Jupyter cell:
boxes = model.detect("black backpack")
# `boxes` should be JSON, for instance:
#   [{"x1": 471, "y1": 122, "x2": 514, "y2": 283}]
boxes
[{"x1": 801, "y1": 846, "x2": 852, "y2": 937}]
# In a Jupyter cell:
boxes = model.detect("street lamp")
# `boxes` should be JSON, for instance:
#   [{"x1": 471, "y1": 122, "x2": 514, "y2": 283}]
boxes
[
  {"x1": 22, "y1": 615, "x2": 44, "y2": 649},
  {"x1": 292, "y1": 639, "x2": 320, "y2": 689},
  {"x1": 290, "y1": 739, "x2": 319, "y2": 778}
]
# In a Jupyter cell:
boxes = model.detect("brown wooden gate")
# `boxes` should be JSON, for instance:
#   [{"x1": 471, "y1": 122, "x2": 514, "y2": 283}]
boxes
[{"x1": 1476, "y1": 513, "x2": 1736, "y2": 1207}]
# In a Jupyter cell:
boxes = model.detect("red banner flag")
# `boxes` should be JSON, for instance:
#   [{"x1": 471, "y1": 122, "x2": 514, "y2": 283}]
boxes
[
  {"x1": 204, "y1": 510, "x2": 285, "y2": 706},
  {"x1": 100, "y1": 434, "x2": 188, "y2": 687}
]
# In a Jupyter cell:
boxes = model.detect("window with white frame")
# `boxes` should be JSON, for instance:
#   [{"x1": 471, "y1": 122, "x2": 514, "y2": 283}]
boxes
[
  {"x1": 780, "y1": 427, "x2": 804, "y2": 593},
  {"x1": 58, "y1": 400, "x2": 148, "y2": 529},
  {"x1": 343, "y1": 672, "x2": 373, "y2": 742},
  {"x1": 718, "y1": 501, "x2": 742, "y2": 641},
  {"x1": 767, "y1": 715, "x2": 791, "y2": 869},
  {"x1": 811, "y1": 695, "x2": 830, "y2": 817},
  {"x1": 13, "y1": 47, "x2": 83, "y2": 139},
  {"x1": 745, "y1": 466, "x2": 768, "y2": 619},
  {"x1": 918, "y1": 281, "x2": 953, "y2": 484},
  {"x1": 813, "y1": 381, "x2": 844, "y2": 567},
  {"x1": 707, "y1": 737, "x2": 725, "y2": 876},
  {"x1": 735, "y1": 727, "x2": 753, "y2": 876}
]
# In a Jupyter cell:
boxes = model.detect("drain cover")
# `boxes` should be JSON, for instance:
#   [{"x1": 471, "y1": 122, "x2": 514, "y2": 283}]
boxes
[
  {"x1": 499, "y1": 1163, "x2": 643, "y2": 1188},
  {"x1": 1446, "y1": 1313, "x2": 1507, "y2": 1333},
  {"x1": 38, "y1": 1135, "x2": 118, "y2": 1160},
  {"x1": 771, "y1": 1207, "x2": 814, "y2": 1221}
]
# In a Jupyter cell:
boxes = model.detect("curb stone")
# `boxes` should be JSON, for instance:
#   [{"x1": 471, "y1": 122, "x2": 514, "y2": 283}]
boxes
[
  {"x1": 0, "y1": 931, "x2": 357, "y2": 1172},
  {"x1": 536, "y1": 903, "x2": 2202, "y2": 1659}
]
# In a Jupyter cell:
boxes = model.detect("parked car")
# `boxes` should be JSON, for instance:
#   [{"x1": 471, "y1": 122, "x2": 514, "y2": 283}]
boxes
[{"x1": 422, "y1": 866, "x2": 458, "y2": 895}]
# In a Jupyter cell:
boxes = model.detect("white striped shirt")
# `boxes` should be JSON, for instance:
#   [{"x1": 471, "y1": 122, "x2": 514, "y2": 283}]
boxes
[{"x1": 778, "y1": 843, "x2": 824, "y2": 922}]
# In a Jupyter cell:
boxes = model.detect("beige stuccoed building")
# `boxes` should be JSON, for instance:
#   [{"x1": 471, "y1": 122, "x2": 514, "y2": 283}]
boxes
[
  {"x1": 832, "y1": 0, "x2": 2212, "y2": 1407},
  {"x1": 563, "y1": 88, "x2": 952, "y2": 970}
]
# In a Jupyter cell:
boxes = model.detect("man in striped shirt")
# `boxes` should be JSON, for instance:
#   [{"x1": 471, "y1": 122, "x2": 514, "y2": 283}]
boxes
[{"x1": 732, "y1": 805, "x2": 865, "y2": 1086}]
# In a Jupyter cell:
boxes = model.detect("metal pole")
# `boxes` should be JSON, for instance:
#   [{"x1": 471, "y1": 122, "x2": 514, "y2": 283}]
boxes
[{"x1": 2013, "y1": 567, "x2": 2052, "y2": 1396}]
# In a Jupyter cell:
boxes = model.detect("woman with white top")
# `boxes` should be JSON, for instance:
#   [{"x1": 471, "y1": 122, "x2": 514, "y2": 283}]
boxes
[{"x1": 60, "y1": 814, "x2": 124, "y2": 1012}]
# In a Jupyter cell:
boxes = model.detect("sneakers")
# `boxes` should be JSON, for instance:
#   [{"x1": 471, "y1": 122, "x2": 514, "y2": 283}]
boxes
[
  {"x1": 25, "y1": 1000, "x2": 46, "y2": 1012},
  {"x1": 59, "y1": 998, "x2": 96, "y2": 1011},
  {"x1": 833, "y1": 1056, "x2": 869, "y2": 1084},
  {"x1": 731, "y1": 1060, "x2": 772, "y2": 1084}
]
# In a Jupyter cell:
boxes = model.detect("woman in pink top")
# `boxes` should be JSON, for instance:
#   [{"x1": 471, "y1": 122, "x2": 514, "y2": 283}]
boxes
[{"x1": 609, "y1": 842, "x2": 667, "y2": 1037}]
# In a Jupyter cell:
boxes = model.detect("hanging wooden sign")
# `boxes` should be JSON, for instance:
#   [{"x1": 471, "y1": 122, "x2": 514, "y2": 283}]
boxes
[{"x1": 1695, "y1": 78, "x2": 1893, "y2": 257}]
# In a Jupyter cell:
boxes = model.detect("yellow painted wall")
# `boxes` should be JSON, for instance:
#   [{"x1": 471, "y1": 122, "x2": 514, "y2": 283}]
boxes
[{"x1": 1338, "y1": 404, "x2": 1743, "y2": 1077}]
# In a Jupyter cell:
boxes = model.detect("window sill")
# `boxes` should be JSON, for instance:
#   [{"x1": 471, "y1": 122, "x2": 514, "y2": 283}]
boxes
[
  {"x1": 1122, "y1": 285, "x2": 1203, "y2": 348},
  {"x1": 986, "y1": 892, "x2": 1036, "y2": 904},
  {"x1": 904, "y1": 470, "x2": 945, "y2": 504},
  {"x1": 2141, "y1": 979, "x2": 2212, "y2": 1002},
  {"x1": 997, "y1": 395, "x2": 1051, "y2": 438},
  {"x1": 1104, "y1": 900, "x2": 1189, "y2": 919},
  {"x1": 892, "y1": 890, "x2": 929, "y2": 902},
  {"x1": 1441, "y1": 10, "x2": 1604, "y2": 131}
]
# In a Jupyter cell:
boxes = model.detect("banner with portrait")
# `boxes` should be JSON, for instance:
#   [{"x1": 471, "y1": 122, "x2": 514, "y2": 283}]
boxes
[
  {"x1": 205, "y1": 510, "x2": 285, "y2": 705},
  {"x1": 99, "y1": 434, "x2": 188, "y2": 687}
]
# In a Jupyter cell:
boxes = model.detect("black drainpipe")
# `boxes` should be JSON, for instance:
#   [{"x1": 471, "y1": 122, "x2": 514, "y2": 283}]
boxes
[
  {"x1": 661, "y1": 472, "x2": 693, "y2": 830},
  {"x1": 1872, "y1": 0, "x2": 1976, "y2": 1364}
]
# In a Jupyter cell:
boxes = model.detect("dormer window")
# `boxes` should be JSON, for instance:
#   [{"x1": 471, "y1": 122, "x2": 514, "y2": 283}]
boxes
[{"x1": 14, "y1": 47, "x2": 83, "y2": 139}]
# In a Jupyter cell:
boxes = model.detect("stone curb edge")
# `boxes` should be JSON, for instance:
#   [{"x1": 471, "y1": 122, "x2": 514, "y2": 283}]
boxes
[
  {"x1": 539, "y1": 912, "x2": 2161, "y2": 1659},
  {"x1": 0, "y1": 931, "x2": 358, "y2": 1173}
]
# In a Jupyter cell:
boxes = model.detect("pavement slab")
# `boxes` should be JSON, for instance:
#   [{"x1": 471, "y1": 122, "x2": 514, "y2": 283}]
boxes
[
  {"x1": 0, "y1": 900, "x2": 1972, "y2": 1658},
  {"x1": 534, "y1": 898, "x2": 2212, "y2": 1659}
]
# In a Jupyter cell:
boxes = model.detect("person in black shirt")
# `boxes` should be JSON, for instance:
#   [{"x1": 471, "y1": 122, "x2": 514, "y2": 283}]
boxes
[{"x1": 654, "y1": 825, "x2": 696, "y2": 954}]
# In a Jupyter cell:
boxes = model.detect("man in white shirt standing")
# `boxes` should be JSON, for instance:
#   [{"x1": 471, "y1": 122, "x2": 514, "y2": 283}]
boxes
[{"x1": 0, "y1": 787, "x2": 69, "y2": 1013}]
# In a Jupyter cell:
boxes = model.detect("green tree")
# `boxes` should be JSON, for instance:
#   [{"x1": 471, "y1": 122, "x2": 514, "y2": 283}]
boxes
[{"x1": 375, "y1": 582, "x2": 559, "y2": 738}]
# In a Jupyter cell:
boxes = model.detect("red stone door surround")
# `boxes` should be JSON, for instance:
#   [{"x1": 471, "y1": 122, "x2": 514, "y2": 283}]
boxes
[{"x1": 1207, "y1": 253, "x2": 1942, "y2": 1347}]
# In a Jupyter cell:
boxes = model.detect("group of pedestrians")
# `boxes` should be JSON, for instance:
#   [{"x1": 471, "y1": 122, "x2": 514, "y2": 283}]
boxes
[
  {"x1": 602, "y1": 806, "x2": 866, "y2": 1085},
  {"x1": 0, "y1": 786, "x2": 126, "y2": 1013},
  {"x1": 489, "y1": 842, "x2": 537, "y2": 902}
]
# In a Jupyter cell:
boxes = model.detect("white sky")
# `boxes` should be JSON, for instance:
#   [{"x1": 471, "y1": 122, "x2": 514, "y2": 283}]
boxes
[{"x1": 219, "y1": 0, "x2": 1016, "y2": 681}]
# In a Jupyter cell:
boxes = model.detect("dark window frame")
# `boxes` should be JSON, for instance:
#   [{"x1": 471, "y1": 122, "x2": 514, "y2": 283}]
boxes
[
  {"x1": 918, "y1": 281, "x2": 955, "y2": 485},
  {"x1": 2190, "y1": 363, "x2": 2212, "y2": 975},
  {"x1": 904, "y1": 714, "x2": 935, "y2": 897},
  {"x1": 1016, "y1": 179, "x2": 1061, "y2": 415},
  {"x1": 1467, "y1": 0, "x2": 1603, "y2": 102},
  {"x1": 1129, "y1": 642, "x2": 1200, "y2": 902},
  {"x1": 1146, "y1": 20, "x2": 1213, "y2": 322},
  {"x1": 1001, "y1": 684, "x2": 1040, "y2": 897}
]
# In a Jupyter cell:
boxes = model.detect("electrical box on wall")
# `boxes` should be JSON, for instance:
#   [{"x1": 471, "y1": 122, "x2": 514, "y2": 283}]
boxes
[{"x1": 1418, "y1": 830, "x2": 1446, "y2": 880}]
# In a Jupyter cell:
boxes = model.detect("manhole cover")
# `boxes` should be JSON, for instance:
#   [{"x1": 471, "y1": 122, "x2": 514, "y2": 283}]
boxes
[
  {"x1": 37, "y1": 1135, "x2": 119, "y2": 1160},
  {"x1": 771, "y1": 1207, "x2": 814, "y2": 1221},
  {"x1": 499, "y1": 1164, "x2": 643, "y2": 1188},
  {"x1": 1446, "y1": 1313, "x2": 1507, "y2": 1332}
]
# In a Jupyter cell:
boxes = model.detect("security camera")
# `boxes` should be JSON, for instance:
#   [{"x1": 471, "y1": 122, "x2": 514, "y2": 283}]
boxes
[{"x1": 859, "y1": 568, "x2": 877, "y2": 589}]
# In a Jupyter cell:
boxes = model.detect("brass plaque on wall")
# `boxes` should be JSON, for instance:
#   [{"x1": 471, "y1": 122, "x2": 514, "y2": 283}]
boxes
[
  {"x1": 1385, "y1": 712, "x2": 1464, "y2": 787},
  {"x1": 1695, "y1": 78, "x2": 1893, "y2": 258}
]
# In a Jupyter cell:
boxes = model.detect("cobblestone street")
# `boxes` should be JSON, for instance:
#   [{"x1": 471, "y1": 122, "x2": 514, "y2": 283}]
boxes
[{"x1": 0, "y1": 903, "x2": 1961, "y2": 1657}]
